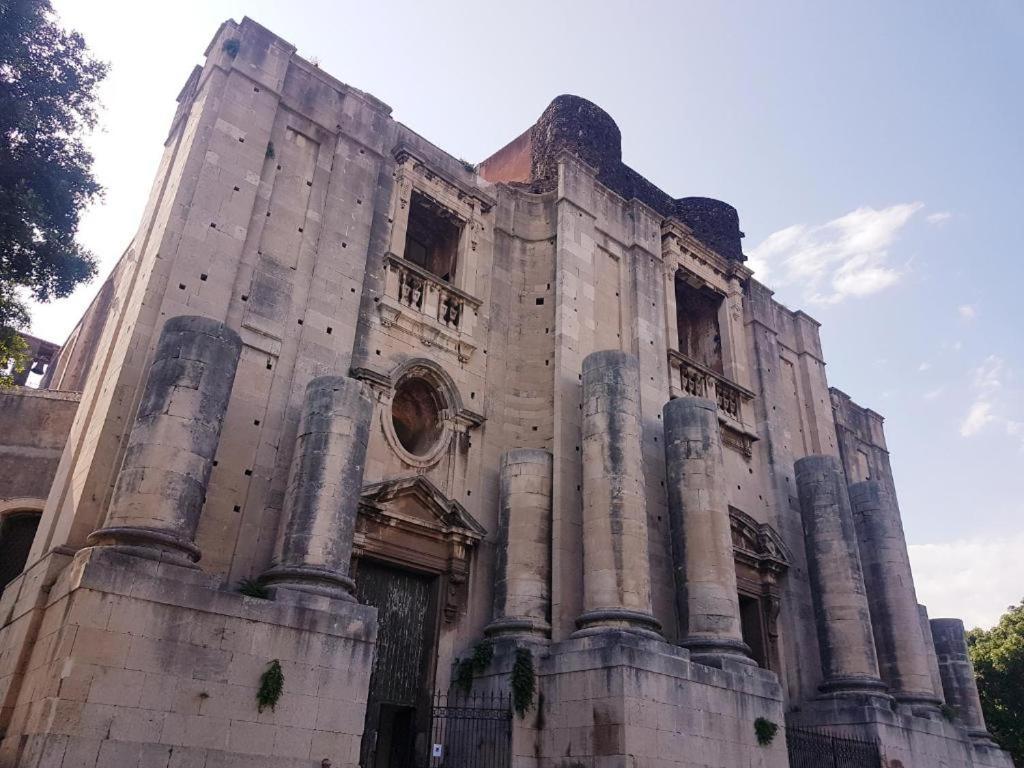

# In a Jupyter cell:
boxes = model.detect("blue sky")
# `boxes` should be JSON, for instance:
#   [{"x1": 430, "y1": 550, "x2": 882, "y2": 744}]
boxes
[{"x1": 39, "y1": 0, "x2": 1023, "y2": 627}]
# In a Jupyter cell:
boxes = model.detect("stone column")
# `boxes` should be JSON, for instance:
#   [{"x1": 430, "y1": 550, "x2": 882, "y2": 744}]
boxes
[
  {"x1": 486, "y1": 449, "x2": 553, "y2": 639},
  {"x1": 664, "y1": 396, "x2": 751, "y2": 664},
  {"x1": 574, "y1": 350, "x2": 661, "y2": 638},
  {"x1": 262, "y1": 376, "x2": 373, "y2": 601},
  {"x1": 849, "y1": 480, "x2": 941, "y2": 708},
  {"x1": 931, "y1": 618, "x2": 994, "y2": 742},
  {"x1": 88, "y1": 315, "x2": 241, "y2": 565},
  {"x1": 918, "y1": 605, "x2": 946, "y2": 704},
  {"x1": 795, "y1": 455, "x2": 887, "y2": 697}
]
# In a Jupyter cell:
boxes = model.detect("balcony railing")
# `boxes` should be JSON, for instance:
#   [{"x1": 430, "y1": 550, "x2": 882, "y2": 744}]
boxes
[
  {"x1": 667, "y1": 349, "x2": 753, "y2": 422},
  {"x1": 383, "y1": 253, "x2": 481, "y2": 331}
]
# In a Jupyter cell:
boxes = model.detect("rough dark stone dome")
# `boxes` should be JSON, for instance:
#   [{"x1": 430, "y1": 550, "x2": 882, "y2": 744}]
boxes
[{"x1": 486, "y1": 95, "x2": 746, "y2": 262}]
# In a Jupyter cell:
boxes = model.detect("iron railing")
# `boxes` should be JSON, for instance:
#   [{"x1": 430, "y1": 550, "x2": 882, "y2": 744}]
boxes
[
  {"x1": 786, "y1": 726, "x2": 882, "y2": 768},
  {"x1": 428, "y1": 691, "x2": 512, "y2": 768}
]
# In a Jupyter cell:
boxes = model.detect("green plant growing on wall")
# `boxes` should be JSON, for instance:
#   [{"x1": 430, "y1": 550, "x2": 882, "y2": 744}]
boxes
[
  {"x1": 458, "y1": 158, "x2": 475, "y2": 174},
  {"x1": 257, "y1": 659, "x2": 284, "y2": 713},
  {"x1": 511, "y1": 647, "x2": 535, "y2": 718},
  {"x1": 266, "y1": 141, "x2": 276, "y2": 160},
  {"x1": 754, "y1": 717, "x2": 778, "y2": 746},
  {"x1": 237, "y1": 578, "x2": 269, "y2": 599},
  {"x1": 454, "y1": 640, "x2": 494, "y2": 693},
  {"x1": 222, "y1": 38, "x2": 240, "y2": 57}
]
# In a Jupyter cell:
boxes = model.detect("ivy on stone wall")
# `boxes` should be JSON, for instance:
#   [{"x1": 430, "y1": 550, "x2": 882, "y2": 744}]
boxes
[
  {"x1": 454, "y1": 640, "x2": 494, "y2": 693},
  {"x1": 511, "y1": 648, "x2": 535, "y2": 718},
  {"x1": 257, "y1": 659, "x2": 285, "y2": 713},
  {"x1": 754, "y1": 717, "x2": 778, "y2": 746}
]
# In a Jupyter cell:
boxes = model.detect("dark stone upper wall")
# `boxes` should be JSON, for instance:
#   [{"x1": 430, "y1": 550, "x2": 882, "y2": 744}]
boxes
[{"x1": 480, "y1": 95, "x2": 746, "y2": 262}]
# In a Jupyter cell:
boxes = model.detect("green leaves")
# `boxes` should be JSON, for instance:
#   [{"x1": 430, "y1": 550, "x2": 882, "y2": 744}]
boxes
[
  {"x1": 256, "y1": 659, "x2": 285, "y2": 713},
  {"x1": 968, "y1": 599, "x2": 1024, "y2": 764},
  {"x1": 511, "y1": 648, "x2": 534, "y2": 718},
  {"x1": 0, "y1": 0, "x2": 105, "y2": 368}
]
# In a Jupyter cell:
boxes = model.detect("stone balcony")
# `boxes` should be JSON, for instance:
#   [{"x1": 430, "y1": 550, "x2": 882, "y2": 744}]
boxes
[
  {"x1": 378, "y1": 253, "x2": 482, "y2": 362},
  {"x1": 667, "y1": 349, "x2": 758, "y2": 457}
]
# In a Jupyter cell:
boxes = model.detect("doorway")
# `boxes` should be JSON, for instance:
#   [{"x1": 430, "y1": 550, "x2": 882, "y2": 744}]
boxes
[{"x1": 358, "y1": 559, "x2": 439, "y2": 768}]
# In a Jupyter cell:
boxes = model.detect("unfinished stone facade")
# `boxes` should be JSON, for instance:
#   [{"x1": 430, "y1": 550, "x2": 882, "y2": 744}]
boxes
[{"x1": 0, "y1": 17, "x2": 1011, "y2": 768}]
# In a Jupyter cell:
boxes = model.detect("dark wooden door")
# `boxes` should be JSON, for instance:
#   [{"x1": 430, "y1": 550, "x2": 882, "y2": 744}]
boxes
[{"x1": 357, "y1": 560, "x2": 438, "y2": 768}]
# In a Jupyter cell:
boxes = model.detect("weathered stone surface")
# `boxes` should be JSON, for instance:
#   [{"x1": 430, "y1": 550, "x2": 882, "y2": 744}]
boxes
[
  {"x1": 795, "y1": 454, "x2": 888, "y2": 697},
  {"x1": 849, "y1": 480, "x2": 940, "y2": 709},
  {"x1": 262, "y1": 376, "x2": 373, "y2": 600},
  {"x1": 88, "y1": 316, "x2": 241, "y2": 564},
  {"x1": 487, "y1": 449, "x2": 552, "y2": 638},
  {"x1": 575, "y1": 350, "x2": 661, "y2": 638},
  {"x1": 664, "y1": 396, "x2": 751, "y2": 664},
  {"x1": 931, "y1": 618, "x2": 995, "y2": 743}
]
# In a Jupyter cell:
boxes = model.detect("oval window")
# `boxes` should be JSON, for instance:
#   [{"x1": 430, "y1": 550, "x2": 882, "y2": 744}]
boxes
[{"x1": 391, "y1": 377, "x2": 444, "y2": 456}]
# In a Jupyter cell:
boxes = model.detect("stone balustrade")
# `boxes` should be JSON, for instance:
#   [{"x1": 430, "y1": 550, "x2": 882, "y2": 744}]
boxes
[
  {"x1": 667, "y1": 350, "x2": 757, "y2": 436},
  {"x1": 383, "y1": 253, "x2": 481, "y2": 333}
]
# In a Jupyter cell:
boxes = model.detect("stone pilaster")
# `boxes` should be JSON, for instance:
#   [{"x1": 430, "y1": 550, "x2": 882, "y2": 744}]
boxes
[
  {"x1": 262, "y1": 376, "x2": 373, "y2": 600},
  {"x1": 794, "y1": 454, "x2": 887, "y2": 697},
  {"x1": 849, "y1": 480, "x2": 941, "y2": 708},
  {"x1": 931, "y1": 618, "x2": 995, "y2": 743},
  {"x1": 919, "y1": 604, "x2": 946, "y2": 705},
  {"x1": 87, "y1": 315, "x2": 241, "y2": 565},
  {"x1": 664, "y1": 396, "x2": 751, "y2": 664},
  {"x1": 486, "y1": 449, "x2": 553, "y2": 639},
  {"x1": 574, "y1": 350, "x2": 661, "y2": 638}
]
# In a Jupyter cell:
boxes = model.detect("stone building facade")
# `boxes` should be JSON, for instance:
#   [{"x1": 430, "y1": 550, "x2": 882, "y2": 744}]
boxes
[{"x1": 0, "y1": 17, "x2": 1012, "y2": 768}]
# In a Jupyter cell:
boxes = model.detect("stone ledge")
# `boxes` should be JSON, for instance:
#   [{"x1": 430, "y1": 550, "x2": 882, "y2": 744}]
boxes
[
  {"x1": 542, "y1": 631, "x2": 784, "y2": 702},
  {"x1": 48, "y1": 548, "x2": 377, "y2": 643}
]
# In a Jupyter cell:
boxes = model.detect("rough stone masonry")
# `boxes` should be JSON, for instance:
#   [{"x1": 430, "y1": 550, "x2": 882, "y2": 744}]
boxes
[{"x1": 0, "y1": 16, "x2": 1012, "y2": 768}]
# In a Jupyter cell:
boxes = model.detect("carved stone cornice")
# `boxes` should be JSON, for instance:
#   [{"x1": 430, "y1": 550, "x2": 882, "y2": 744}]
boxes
[{"x1": 392, "y1": 143, "x2": 495, "y2": 213}]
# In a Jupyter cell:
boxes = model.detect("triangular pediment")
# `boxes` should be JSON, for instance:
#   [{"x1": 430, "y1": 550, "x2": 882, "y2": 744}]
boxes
[{"x1": 359, "y1": 475, "x2": 486, "y2": 540}]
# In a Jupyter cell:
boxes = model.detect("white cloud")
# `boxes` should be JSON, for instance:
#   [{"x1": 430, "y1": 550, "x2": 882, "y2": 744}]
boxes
[
  {"x1": 959, "y1": 355, "x2": 1022, "y2": 442},
  {"x1": 923, "y1": 387, "x2": 944, "y2": 400},
  {"x1": 958, "y1": 304, "x2": 977, "y2": 320},
  {"x1": 918, "y1": 362, "x2": 931, "y2": 372},
  {"x1": 926, "y1": 211, "x2": 952, "y2": 225},
  {"x1": 909, "y1": 533, "x2": 1024, "y2": 629},
  {"x1": 960, "y1": 401, "x2": 993, "y2": 437},
  {"x1": 749, "y1": 202, "x2": 923, "y2": 304}
]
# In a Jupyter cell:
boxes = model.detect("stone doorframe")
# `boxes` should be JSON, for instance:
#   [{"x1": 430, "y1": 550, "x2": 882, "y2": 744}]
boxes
[
  {"x1": 730, "y1": 507, "x2": 790, "y2": 671},
  {"x1": 353, "y1": 475, "x2": 486, "y2": 624}
]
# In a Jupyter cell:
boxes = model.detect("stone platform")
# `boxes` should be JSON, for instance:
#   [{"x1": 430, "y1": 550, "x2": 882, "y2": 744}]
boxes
[{"x1": 0, "y1": 547, "x2": 377, "y2": 768}]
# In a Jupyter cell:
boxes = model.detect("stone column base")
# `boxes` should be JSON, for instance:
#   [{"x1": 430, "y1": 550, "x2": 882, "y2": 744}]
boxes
[{"x1": 0, "y1": 547, "x2": 377, "y2": 768}]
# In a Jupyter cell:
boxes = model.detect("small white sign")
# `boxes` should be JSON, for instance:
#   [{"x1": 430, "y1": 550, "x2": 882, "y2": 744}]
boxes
[{"x1": 431, "y1": 744, "x2": 444, "y2": 758}]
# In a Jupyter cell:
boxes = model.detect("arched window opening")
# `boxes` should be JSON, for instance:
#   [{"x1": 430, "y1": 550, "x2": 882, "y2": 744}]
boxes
[{"x1": 0, "y1": 511, "x2": 42, "y2": 594}]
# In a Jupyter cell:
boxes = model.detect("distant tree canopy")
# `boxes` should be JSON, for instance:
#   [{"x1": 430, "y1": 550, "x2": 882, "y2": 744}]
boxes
[
  {"x1": 0, "y1": 0, "x2": 106, "y2": 383},
  {"x1": 968, "y1": 599, "x2": 1024, "y2": 766}
]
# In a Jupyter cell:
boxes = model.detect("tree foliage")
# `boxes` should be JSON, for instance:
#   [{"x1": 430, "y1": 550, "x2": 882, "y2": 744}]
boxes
[
  {"x1": 0, "y1": 0, "x2": 106, "y2": 381},
  {"x1": 968, "y1": 599, "x2": 1024, "y2": 765}
]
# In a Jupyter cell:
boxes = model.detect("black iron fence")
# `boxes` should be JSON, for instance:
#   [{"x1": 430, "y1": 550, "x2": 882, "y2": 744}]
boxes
[
  {"x1": 786, "y1": 726, "x2": 882, "y2": 768},
  {"x1": 428, "y1": 691, "x2": 512, "y2": 768}
]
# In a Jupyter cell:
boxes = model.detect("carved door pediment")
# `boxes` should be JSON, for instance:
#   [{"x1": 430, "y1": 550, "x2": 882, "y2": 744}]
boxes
[{"x1": 354, "y1": 475, "x2": 485, "y2": 623}]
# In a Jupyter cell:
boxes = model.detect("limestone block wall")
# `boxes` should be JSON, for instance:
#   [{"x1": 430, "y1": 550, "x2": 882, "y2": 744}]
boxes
[
  {"x1": 0, "y1": 390, "x2": 79, "y2": 512},
  {"x1": 0, "y1": 548, "x2": 376, "y2": 768},
  {"x1": 536, "y1": 633, "x2": 787, "y2": 768}
]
